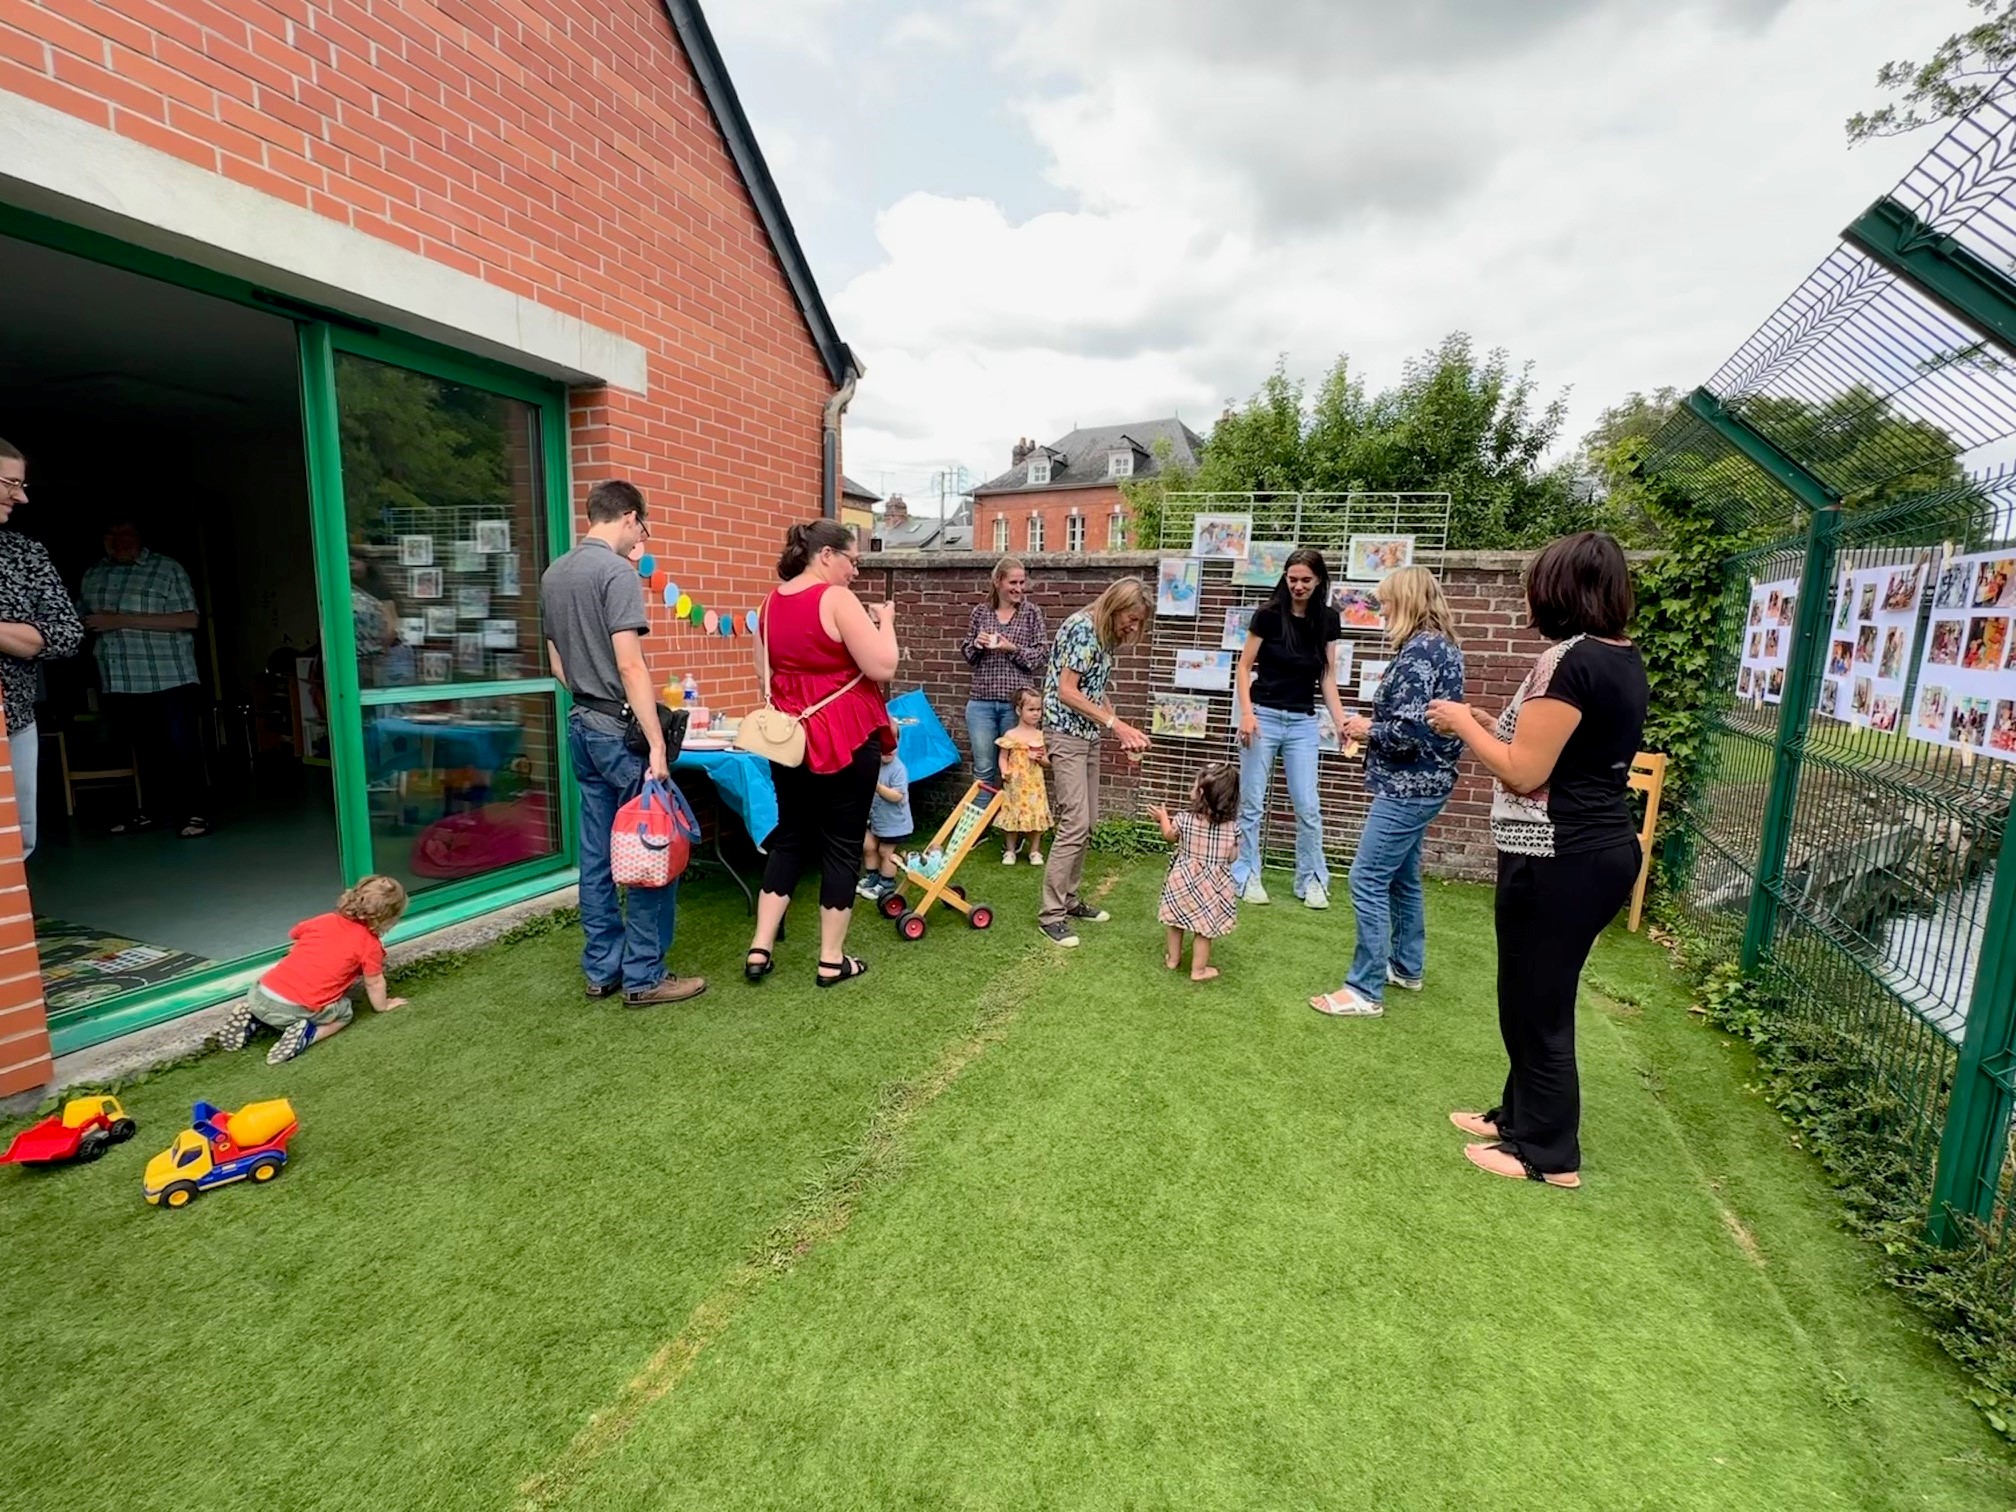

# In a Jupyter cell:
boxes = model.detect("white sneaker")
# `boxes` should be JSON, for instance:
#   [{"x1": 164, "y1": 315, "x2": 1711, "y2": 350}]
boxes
[
  {"x1": 1302, "y1": 882, "x2": 1329, "y2": 911},
  {"x1": 1002, "y1": 851, "x2": 1018, "y2": 865},
  {"x1": 1028, "y1": 849, "x2": 1044, "y2": 865},
  {"x1": 1387, "y1": 967, "x2": 1424, "y2": 992},
  {"x1": 1242, "y1": 877, "x2": 1271, "y2": 905}
]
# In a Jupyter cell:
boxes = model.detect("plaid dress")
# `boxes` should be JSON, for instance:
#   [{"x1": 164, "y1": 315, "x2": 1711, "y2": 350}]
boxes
[{"x1": 1158, "y1": 811, "x2": 1239, "y2": 938}]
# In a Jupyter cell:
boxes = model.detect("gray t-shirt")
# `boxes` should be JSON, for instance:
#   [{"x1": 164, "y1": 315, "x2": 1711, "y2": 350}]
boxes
[{"x1": 540, "y1": 539, "x2": 647, "y2": 709}]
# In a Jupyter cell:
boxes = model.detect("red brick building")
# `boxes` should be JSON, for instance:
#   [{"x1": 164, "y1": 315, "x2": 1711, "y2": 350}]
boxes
[
  {"x1": 971, "y1": 418, "x2": 1205, "y2": 556},
  {"x1": 0, "y1": 0, "x2": 856, "y2": 1090}
]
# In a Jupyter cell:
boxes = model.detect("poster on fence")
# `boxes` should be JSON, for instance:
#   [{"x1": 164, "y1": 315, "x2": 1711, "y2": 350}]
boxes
[
  {"x1": 1738, "y1": 575, "x2": 1799, "y2": 704},
  {"x1": 1909, "y1": 548, "x2": 2016, "y2": 758},
  {"x1": 1817, "y1": 556, "x2": 1926, "y2": 732}
]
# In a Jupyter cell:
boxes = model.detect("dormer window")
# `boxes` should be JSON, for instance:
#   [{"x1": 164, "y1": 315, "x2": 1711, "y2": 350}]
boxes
[
  {"x1": 1107, "y1": 450, "x2": 1134, "y2": 479},
  {"x1": 1028, "y1": 458, "x2": 1051, "y2": 486}
]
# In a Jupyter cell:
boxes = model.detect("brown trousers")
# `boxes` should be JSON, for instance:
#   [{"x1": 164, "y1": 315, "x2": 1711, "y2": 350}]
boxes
[{"x1": 1039, "y1": 731, "x2": 1100, "y2": 928}]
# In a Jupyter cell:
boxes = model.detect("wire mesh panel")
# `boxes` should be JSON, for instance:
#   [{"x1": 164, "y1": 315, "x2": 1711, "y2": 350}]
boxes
[{"x1": 1142, "y1": 494, "x2": 1452, "y2": 872}]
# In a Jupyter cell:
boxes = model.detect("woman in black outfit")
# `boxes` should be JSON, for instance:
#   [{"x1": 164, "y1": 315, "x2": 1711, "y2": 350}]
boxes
[{"x1": 1426, "y1": 532, "x2": 1648, "y2": 1189}]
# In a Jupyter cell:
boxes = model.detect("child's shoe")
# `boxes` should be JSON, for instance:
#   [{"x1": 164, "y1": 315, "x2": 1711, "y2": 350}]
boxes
[
  {"x1": 856, "y1": 872, "x2": 883, "y2": 898},
  {"x1": 217, "y1": 999, "x2": 256, "y2": 1053},
  {"x1": 267, "y1": 1021, "x2": 318, "y2": 1065},
  {"x1": 1002, "y1": 848, "x2": 1018, "y2": 865},
  {"x1": 1028, "y1": 847, "x2": 1045, "y2": 864}
]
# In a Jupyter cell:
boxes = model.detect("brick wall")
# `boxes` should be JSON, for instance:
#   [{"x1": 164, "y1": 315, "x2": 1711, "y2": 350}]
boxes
[
  {"x1": 0, "y1": 0, "x2": 838, "y2": 709},
  {"x1": 0, "y1": 725, "x2": 53, "y2": 1097},
  {"x1": 862, "y1": 550, "x2": 1554, "y2": 881},
  {"x1": 972, "y1": 486, "x2": 1131, "y2": 556}
]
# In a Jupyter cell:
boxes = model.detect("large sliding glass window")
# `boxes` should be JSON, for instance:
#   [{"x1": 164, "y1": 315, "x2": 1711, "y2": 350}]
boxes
[{"x1": 303, "y1": 327, "x2": 575, "y2": 904}]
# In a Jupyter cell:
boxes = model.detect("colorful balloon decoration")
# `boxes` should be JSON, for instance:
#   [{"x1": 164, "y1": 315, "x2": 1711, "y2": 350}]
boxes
[{"x1": 638, "y1": 553, "x2": 656, "y2": 578}]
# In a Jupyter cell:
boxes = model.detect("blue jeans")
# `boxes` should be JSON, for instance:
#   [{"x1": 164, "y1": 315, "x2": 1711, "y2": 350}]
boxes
[
  {"x1": 1233, "y1": 707, "x2": 1327, "y2": 896},
  {"x1": 1344, "y1": 793, "x2": 1449, "y2": 1001},
  {"x1": 568, "y1": 712, "x2": 678, "y2": 992},
  {"x1": 966, "y1": 698, "x2": 1016, "y2": 785}
]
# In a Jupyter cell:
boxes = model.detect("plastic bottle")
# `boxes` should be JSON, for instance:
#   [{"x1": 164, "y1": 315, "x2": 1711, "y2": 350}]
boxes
[{"x1": 682, "y1": 674, "x2": 699, "y2": 708}]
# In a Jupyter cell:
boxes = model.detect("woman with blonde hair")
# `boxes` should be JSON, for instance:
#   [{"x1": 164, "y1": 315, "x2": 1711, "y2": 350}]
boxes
[
  {"x1": 1037, "y1": 577, "x2": 1153, "y2": 947},
  {"x1": 960, "y1": 556, "x2": 1047, "y2": 792},
  {"x1": 1312, "y1": 566, "x2": 1467, "y2": 1018}
]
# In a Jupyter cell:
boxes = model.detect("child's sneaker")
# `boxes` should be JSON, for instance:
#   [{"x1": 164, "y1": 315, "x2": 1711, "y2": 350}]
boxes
[
  {"x1": 1028, "y1": 848, "x2": 1044, "y2": 865},
  {"x1": 857, "y1": 872, "x2": 888, "y2": 899},
  {"x1": 267, "y1": 1021, "x2": 318, "y2": 1065},
  {"x1": 217, "y1": 999, "x2": 257, "y2": 1052},
  {"x1": 1002, "y1": 849, "x2": 1018, "y2": 865}
]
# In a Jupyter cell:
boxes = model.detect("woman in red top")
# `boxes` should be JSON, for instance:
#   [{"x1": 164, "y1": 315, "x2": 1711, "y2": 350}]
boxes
[{"x1": 744, "y1": 520, "x2": 900, "y2": 987}]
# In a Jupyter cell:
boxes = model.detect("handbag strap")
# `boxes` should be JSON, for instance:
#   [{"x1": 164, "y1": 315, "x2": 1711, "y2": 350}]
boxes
[{"x1": 759, "y1": 594, "x2": 865, "y2": 721}]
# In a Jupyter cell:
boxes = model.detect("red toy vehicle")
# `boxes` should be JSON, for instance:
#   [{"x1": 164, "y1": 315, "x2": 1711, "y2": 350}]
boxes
[{"x1": 1, "y1": 1096, "x2": 138, "y2": 1167}]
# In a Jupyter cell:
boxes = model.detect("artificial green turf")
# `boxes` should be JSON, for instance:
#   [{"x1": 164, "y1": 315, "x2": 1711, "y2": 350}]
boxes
[{"x1": 4, "y1": 866, "x2": 2011, "y2": 1510}]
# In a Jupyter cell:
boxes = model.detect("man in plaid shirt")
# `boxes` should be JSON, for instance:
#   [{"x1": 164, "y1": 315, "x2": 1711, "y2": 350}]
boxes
[{"x1": 79, "y1": 517, "x2": 211, "y2": 838}]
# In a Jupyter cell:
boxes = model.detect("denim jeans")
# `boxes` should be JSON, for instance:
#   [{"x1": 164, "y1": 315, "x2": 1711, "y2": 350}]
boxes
[
  {"x1": 568, "y1": 712, "x2": 678, "y2": 992},
  {"x1": 1233, "y1": 706, "x2": 1328, "y2": 896},
  {"x1": 965, "y1": 698, "x2": 1016, "y2": 785},
  {"x1": 1344, "y1": 793, "x2": 1449, "y2": 1001}
]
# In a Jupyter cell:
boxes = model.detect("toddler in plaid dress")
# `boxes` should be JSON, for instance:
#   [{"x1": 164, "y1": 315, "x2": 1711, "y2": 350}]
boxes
[{"x1": 1151, "y1": 764, "x2": 1241, "y2": 982}]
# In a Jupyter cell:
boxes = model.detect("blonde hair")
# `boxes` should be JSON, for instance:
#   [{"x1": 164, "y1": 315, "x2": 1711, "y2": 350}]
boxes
[
  {"x1": 1087, "y1": 577, "x2": 1152, "y2": 650},
  {"x1": 1380, "y1": 566, "x2": 1459, "y2": 649},
  {"x1": 337, "y1": 875, "x2": 410, "y2": 933},
  {"x1": 989, "y1": 557, "x2": 1028, "y2": 610}
]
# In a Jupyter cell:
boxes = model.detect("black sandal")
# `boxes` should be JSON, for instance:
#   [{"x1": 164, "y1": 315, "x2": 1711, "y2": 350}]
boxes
[
  {"x1": 179, "y1": 816, "x2": 213, "y2": 839},
  {"x1": 744, "y1": 948, "x2": 774, "y2": 983},
  {"x1": 109, "y1": 814, "x2": 156, "y2": 835},
  {"x1": 815, "y1": 956, "x2": 868, "y2": 988}
]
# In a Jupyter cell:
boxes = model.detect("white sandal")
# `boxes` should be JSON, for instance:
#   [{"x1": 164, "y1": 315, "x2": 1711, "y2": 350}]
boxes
[{"x1": 1309, "y1": 988, "x2": 1383, "y2": 1018}]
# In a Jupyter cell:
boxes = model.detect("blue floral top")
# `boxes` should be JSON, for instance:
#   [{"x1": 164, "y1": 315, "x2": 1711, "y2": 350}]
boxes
[
  {"x1": 1364, "y1": 631, "x2": 1467, "y2": 798},
  {"x1": 1042, "y1": 610, "x2": 1114, "y2": 742}
]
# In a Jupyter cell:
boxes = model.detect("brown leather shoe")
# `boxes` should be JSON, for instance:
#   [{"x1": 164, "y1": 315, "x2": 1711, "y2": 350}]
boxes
[{"x1": 624, "y1": 975, "x2": 708, "y2": 1009}]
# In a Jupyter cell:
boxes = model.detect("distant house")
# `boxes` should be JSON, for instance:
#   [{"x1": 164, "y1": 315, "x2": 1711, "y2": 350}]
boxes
[
  {"x1": 971, "y1": 418, "x2": 1206, "y2": 554},
  {"x1": 840, "y1": 474, "x2": 879, "y2": 542},
  {"x1": 870, "y1": 496, "x2": 972, "y2": 552}
]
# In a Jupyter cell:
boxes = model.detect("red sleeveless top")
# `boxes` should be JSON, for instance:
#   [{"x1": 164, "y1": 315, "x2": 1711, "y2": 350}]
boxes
[{"x1": 761, "y1": 584, "x2": 892, "y2": 774}]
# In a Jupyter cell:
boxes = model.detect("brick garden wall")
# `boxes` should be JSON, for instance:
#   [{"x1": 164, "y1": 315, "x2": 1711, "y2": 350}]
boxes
[
  {"x1": 0, "y1": 0, "x2": 838, "y2": 710},
  {"x1": 861, "y1": 550, "x2": 1553, "y2": 882}
]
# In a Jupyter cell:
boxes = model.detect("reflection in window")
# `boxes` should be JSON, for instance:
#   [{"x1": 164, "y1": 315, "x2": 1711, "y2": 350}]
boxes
[
  {"x1": 362, "y1": 693, "x2": 563, "y2": 894},
  {"x1": 334, "y1": 354, "x2": 551, "y2": 691}
]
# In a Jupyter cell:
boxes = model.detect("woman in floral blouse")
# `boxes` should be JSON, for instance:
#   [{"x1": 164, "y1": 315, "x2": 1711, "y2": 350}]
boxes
[
  {"x1": 1037, "y1": 578, "x2": 1152, "y2": 947},
  {"x1": 960, "y1": 557, "x2": 1047, "y2": 786},
  {"x1": 1312, "y1": 567, "x2": 1467, "y2": 1018}
]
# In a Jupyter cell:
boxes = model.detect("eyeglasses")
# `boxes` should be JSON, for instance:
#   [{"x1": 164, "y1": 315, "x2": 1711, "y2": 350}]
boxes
[{"x1": 0, "y1": 478, "x2": 25, "y2": 498}]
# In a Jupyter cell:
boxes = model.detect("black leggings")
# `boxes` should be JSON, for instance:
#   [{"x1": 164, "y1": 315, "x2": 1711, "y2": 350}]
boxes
[
  {"x1": 1487, "y1": 840, "x2": 1640, "y2": 1175},
  {"x1": 762, "y1": 740, "x2": 881, "y2": 912}
]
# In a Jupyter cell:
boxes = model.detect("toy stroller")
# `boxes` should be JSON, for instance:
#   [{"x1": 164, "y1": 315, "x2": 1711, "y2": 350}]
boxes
[{"x1": 876, "y1": 779, "x2": 1004, "y2": 941}]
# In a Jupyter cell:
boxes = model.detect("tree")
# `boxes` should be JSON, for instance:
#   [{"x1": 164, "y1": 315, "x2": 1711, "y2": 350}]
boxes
[
  {"x1": 1126, "y1": 334, "x2": 1595, "y2": 551},
  {"x1": 1848, "y1": 1, "x2": 2016, "y2": 143}
]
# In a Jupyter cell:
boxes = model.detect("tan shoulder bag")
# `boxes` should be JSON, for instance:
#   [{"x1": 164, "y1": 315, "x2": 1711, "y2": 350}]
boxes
[{"x1": 733, "y1": 600, "x2": 863, "y2": 767}]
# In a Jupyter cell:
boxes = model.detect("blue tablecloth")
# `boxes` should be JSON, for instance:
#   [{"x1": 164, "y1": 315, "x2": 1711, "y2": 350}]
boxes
[
  {"x1": 890, "y1": 689, "x2": 958, "y2": 784},
  {"x1": 673, "y1": 691, "x2": 957, "y2": 850},
  {"x1": 673, "y1": 747, "x2": 780, "y2": 847}
]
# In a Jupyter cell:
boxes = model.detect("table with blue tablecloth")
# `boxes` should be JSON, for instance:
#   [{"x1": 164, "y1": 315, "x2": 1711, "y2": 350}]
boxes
[{"x1": 672, "y1": 690, "x2": 960, "y2": 907}]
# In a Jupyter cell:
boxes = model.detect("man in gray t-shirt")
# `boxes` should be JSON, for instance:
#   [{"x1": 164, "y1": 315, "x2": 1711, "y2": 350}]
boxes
[{"x1": 540, "y1": 480, "x2": 705, "y2": 1008}]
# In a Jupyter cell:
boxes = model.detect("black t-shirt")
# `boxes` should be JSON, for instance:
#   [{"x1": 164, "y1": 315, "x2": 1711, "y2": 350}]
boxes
[
  {"x1": 1247, "y1": 604, "x2": 1342, "y2": 714},
  {"x1": 1522, "y1": 639, "x2": 1649, "y2": 856}
]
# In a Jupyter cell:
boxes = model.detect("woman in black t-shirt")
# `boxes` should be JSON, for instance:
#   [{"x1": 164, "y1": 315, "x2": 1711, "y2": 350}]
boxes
[
  {"x1": 1427, "y1": 532, "x2": 1649, "y2": 1190},
  {"x1": 1231, "y1": 548, "x2": 1350, "y2": 908}
]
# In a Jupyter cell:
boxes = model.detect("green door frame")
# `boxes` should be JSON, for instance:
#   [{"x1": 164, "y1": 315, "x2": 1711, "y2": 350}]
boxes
[{"x1": 0, "y1": 206, "x2": 582, "y2": 1057}]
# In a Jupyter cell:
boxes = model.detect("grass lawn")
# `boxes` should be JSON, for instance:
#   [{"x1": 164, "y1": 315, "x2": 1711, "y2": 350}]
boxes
[{"x1": 3, "y1": 861, "x2": 2012, "y2": 1510}]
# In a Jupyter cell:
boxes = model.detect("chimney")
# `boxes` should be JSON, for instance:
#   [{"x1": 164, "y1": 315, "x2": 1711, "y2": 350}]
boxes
[
  {"x1": 883, "y1": 494, "x2": 909, "y2": 527},
  {"x1": 1011, "y1": 437, "x2": 1033, "y2": 467}
]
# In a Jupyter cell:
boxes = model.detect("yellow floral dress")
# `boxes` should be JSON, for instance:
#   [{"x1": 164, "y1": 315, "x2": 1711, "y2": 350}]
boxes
[{"x1": 993, "y1": 735, "x2": 1052, "y2": 833}]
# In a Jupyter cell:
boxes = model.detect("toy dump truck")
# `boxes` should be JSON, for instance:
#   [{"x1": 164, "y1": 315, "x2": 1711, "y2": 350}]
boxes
[{"x1": 1, "y1": 1096, "x2": 137, "y2": 1168}]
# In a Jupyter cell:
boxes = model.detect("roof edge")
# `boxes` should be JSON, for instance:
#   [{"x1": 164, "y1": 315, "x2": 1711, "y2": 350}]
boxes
[
  {"x1": 973, "y1": 478, "x2": 1135, "y2": 498},
  {"x1": 659, "y1": 0, "x2": 856, "y2": 388}
]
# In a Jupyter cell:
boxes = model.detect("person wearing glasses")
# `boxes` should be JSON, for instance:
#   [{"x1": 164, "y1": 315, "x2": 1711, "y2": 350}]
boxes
[
  {"x1": 0, "y1": 438, "x2": 83, "y2": 858},
  {"x1": 742, "y1": 519, "x2": 899, "y2": 989}
]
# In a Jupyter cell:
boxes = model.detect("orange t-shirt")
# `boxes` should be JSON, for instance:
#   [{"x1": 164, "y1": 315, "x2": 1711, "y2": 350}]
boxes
[{"x1": 260, "y1": 913, "x2": 385, "y2": 1008}]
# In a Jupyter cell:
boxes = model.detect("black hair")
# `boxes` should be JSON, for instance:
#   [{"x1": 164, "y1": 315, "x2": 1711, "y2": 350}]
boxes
[
  {"x1": 1192, "y1": 762, "x2": 1240, "y2": 825},
  {"x1": 1526, "y1": 531, "x2": 1635, "y2": 640},
  {"x1": 586, "y1": 479, "x2": 646, "y2": 525},
  {"x1": 1263, "y1": 547, "x2": 1331, "y2": 651},
  {"x1": 778, "y1": 519, "x2": 856, "y2": 579}
]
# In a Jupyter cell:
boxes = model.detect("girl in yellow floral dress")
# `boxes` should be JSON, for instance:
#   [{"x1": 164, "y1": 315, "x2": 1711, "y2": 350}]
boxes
[{"x1": 994, "y1": 686, "x2": 1053, "y2": 864}]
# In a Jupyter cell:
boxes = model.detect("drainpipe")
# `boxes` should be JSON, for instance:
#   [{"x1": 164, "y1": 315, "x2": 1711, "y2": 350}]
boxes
[{"x1": 821, "y1": 354, "x2": 863, "y2": 520}]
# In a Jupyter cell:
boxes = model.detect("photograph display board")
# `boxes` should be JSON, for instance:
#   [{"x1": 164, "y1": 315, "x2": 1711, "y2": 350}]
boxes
[
  {"x1": 1911, "y1": 548, "x2": 2016, "y2": 758},
  {"x1": 1738, "y1": 575, "x2": 1799, "y2": 704},
  {"x1": 1819, "y1": 557, "x2": 1925, "y2": 731}
]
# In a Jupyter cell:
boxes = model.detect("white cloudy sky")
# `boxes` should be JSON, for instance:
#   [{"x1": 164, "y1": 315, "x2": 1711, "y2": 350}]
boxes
[{"x1": 708, "y1": 0, "x2": 1968, "y2": 502}]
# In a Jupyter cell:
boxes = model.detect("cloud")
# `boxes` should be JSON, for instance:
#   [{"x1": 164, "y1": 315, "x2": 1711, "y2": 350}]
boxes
[{"x1": 831, "y1": 0, "x2": 1958, "y2": 476}]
